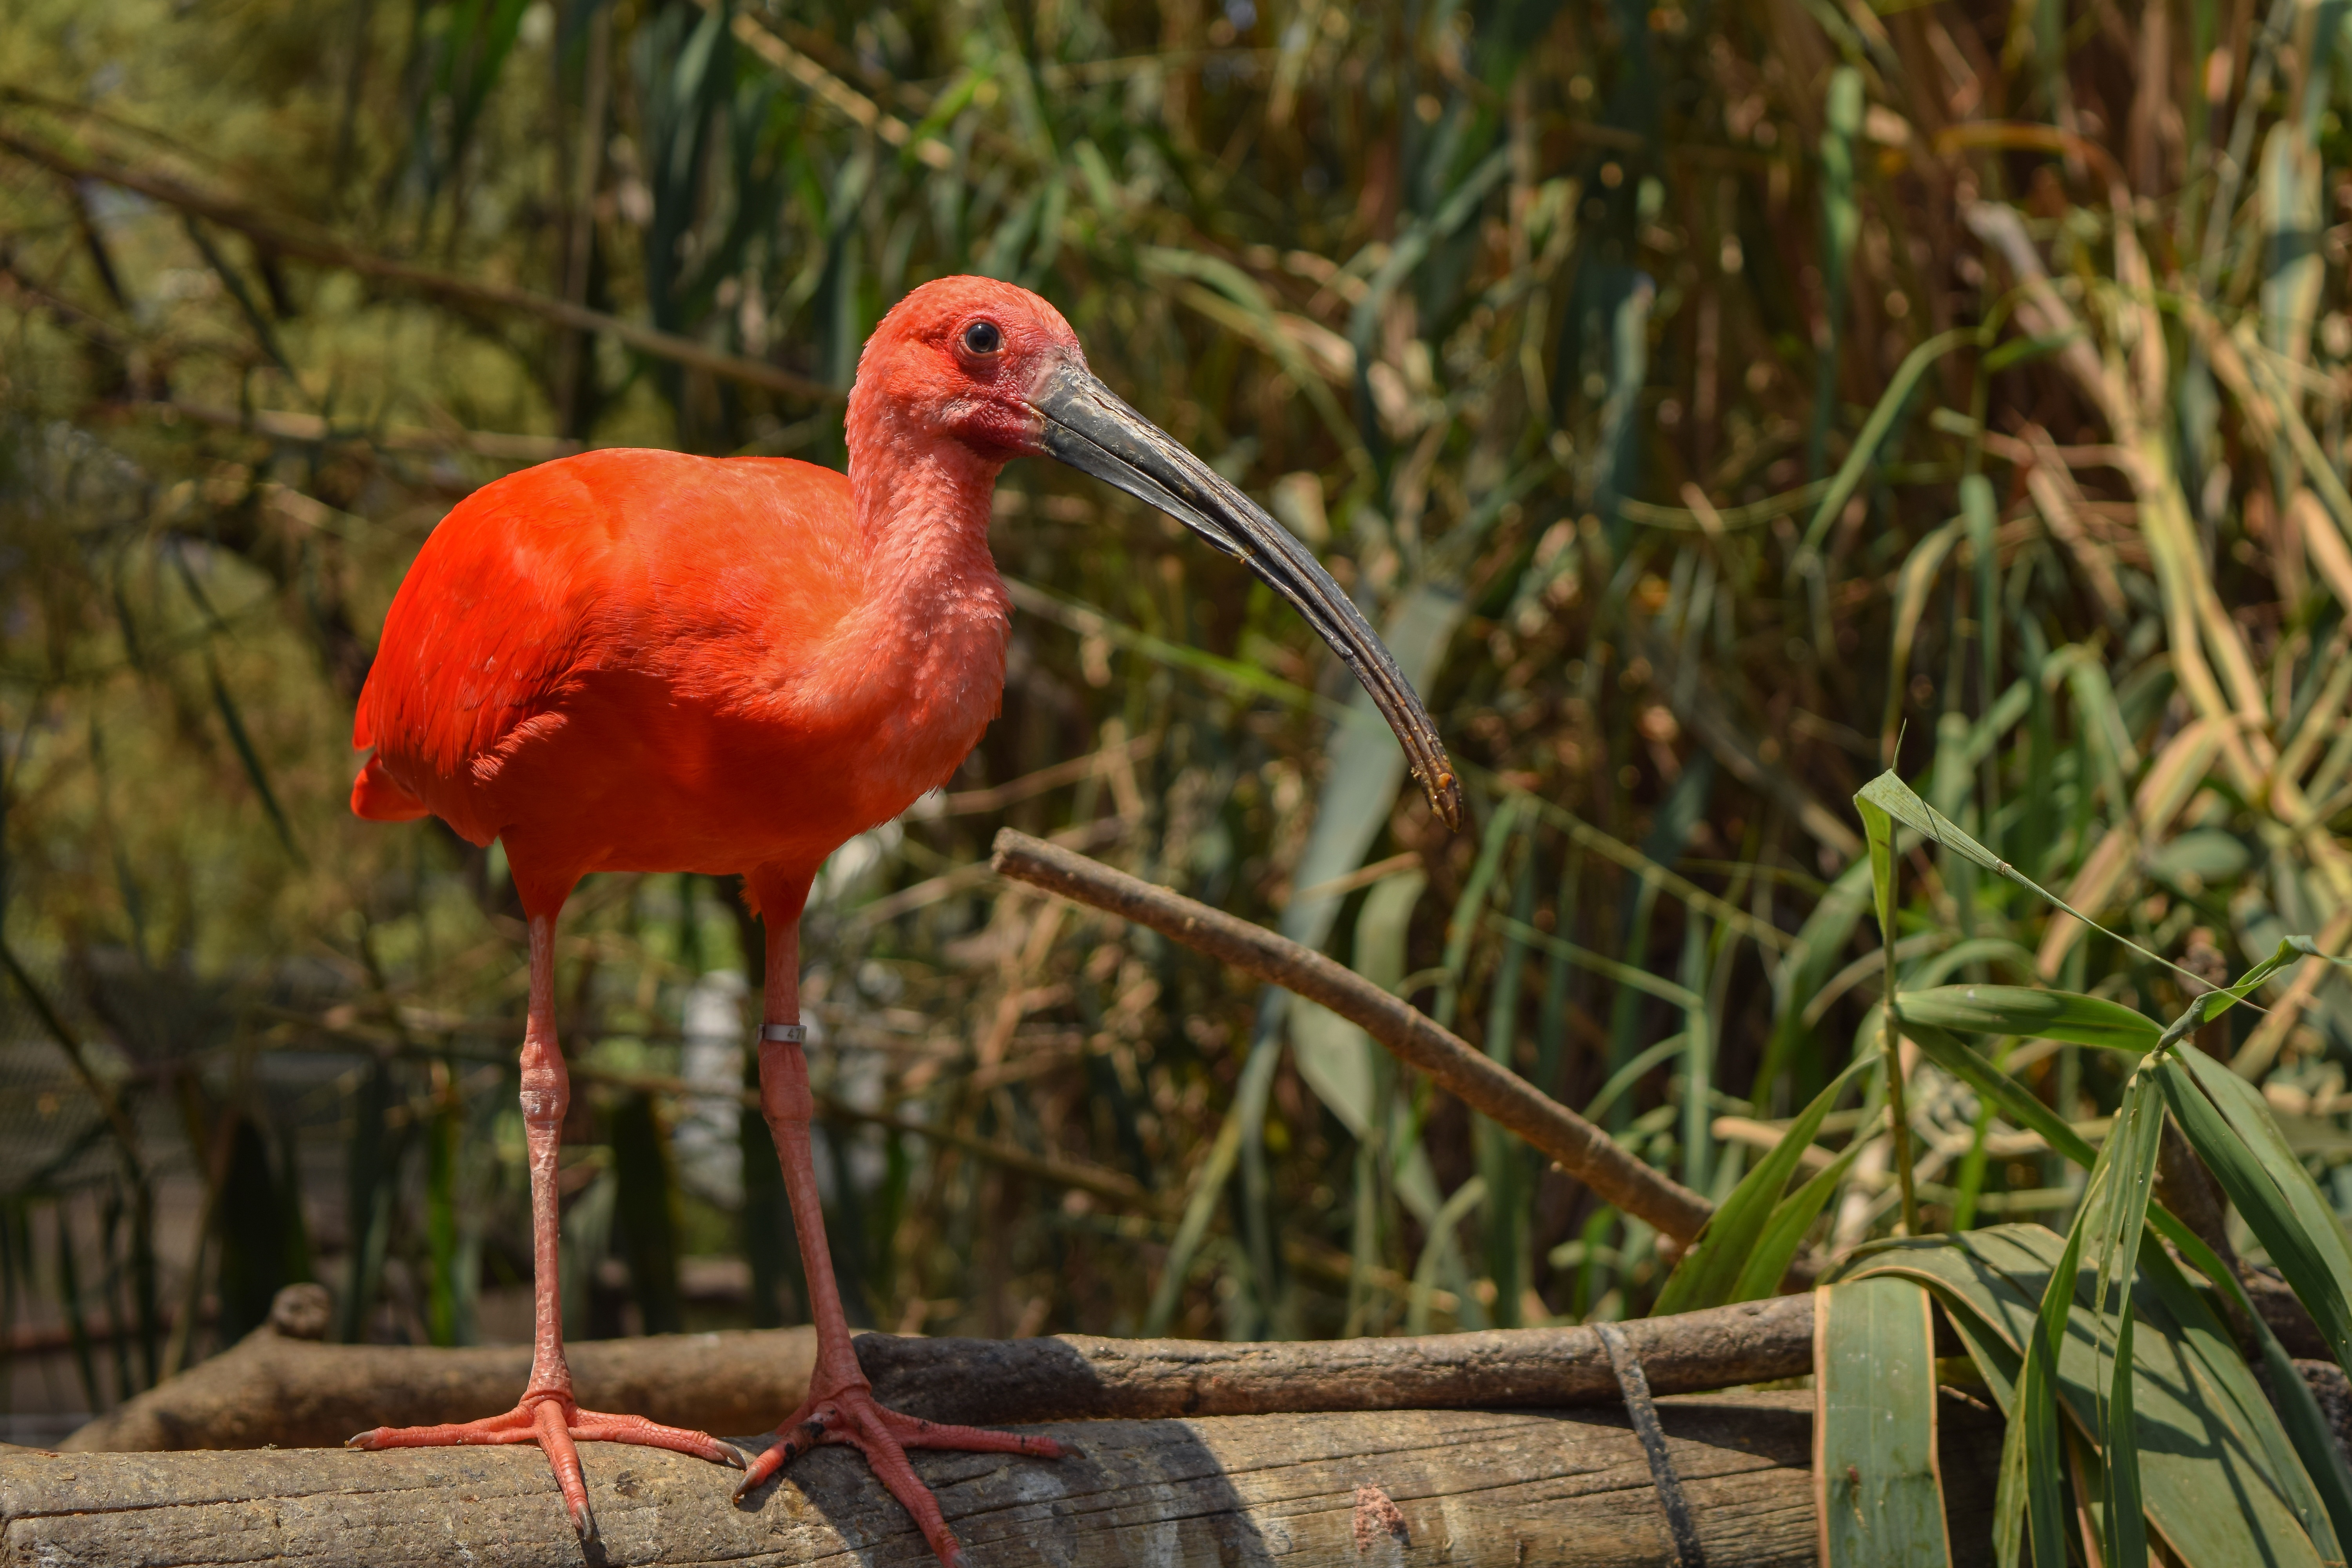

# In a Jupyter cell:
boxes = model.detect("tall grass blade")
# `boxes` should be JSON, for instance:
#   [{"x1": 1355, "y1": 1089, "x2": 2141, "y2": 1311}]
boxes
[
  {"x1": 1653, "y1": 1051, "x2": 1873, "y2": 1314},
  {"x1": 1997, "y1": 1214, "x2": 2085, "y2": 1568},
  {"x1": 1730, "y1": 1133, "x2": 1866, "y2": 1301},
  {"x1": 1856, "y1": 771, "x2": 2220, "y2": 991},
  {"x1": 1857, "y1": 774, "x2": 1920, "y2": 1234},
  {"x1": 203, "y1": 651, "x2": 302, "y2": 862},
  {"x1": 1797, "y1": 329, "x2": 1984, "y2": 570},
  {"x1": 1408, "y1": 1176, "x2": 1484, "y2": 1335},
  {"x1": 2083, "y1": 1072, "x2": 2162, "y2": 1568},
  {"x1": 338, "y1": 1056, "x2": 397, "y2": 1345}
]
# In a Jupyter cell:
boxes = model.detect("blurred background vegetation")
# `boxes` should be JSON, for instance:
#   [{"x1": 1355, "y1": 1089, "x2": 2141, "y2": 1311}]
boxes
[{"x1": 3, "y1": 0, "x2": 2350, "y2": 1440}]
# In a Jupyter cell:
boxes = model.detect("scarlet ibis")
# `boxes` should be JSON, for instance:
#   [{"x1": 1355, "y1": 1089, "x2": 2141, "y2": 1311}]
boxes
[{"x1": 346, "y1": 275, "x2": 1460, "y2": 1560}]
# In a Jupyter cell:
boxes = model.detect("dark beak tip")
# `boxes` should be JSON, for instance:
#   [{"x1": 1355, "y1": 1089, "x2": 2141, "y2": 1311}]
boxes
[{"x1": 1429, "y1": 772, "x2": 1463, "y2": 832}]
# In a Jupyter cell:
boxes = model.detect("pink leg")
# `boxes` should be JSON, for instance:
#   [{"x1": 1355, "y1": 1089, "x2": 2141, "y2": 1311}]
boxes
[
  {"x1": 348, "y1": 910, "x2": 739, "y2": 1540},
  {"x1": 735, "y1": 906, "x2": 1060, "y2": 1567}
]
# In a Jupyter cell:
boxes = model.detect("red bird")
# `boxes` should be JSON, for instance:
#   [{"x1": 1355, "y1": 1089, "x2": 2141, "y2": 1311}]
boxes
[{"x1": 347, "y1": 275, "x2": 1459, "y2": 1561}]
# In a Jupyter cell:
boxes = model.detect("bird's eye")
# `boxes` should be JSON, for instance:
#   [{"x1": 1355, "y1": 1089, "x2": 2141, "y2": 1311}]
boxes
[{"x1": 962, "y1": 320, "x2": 1003, "y2": 355}]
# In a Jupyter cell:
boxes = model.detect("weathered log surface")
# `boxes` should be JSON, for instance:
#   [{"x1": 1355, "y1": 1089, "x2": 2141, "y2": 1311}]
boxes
[
  {"x1": 7, "y1": 1390, "x2": 2005, "y2": 1567},
  {"x1": 64, "y1": 1289, "x2": 1816, "y2": 1453}
]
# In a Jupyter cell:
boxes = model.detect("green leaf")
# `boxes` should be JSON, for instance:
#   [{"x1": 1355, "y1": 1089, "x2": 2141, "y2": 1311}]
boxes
[
  {"x1": 2157, "y1": 1046, "x2": 2352, "y2": 1368},
  {"x1": 1653, "y1": 1051, "x2": 1876, "y2": 1315},
  {"x1": 1845, "y1": 1226, "x2": 2332, "y2": 1568},
  {"x1": 1905, "y1": 1028, "x2": 2352, "y2": 1552},
  {"x1": 1982, "y1": 326, "x2": 2088, "y2": 373},
  {"x1": 2140, "y1": 1232, "x2": 2352, "y2": 1559},
  {"x1": 2155, "y1": 936, "x2": 2326, "y2": 1050},
  {"x1": 1730, "y1": 1133, "x2": 1867, "y2": 1301},
  {"x1": 1755, "y1": 855, "x2": 1875, "y2": 1098},
  {"x1": 1852, "y1": 772, "x2": 2213, "y2": 993},
  {"x1": 2103, "y1": 1308, "x2": 2144, "y2": 1568},
  {"x1": 1897, "y1": 984, "x2": 2160, "y2": 1054},
  {"x1": 1857, "y1": 788, "x2": 1900, "y2": 960},
  {"x1": 1816, "y1": 1276, "x2": 1953, "y2": 1567},
  {"x1": 1797, "y1": 326, "x2": 1988, "y2": 561},
  {"x1": 1408, "y1": 1176, "x2": 1485, "y2": 1336}
]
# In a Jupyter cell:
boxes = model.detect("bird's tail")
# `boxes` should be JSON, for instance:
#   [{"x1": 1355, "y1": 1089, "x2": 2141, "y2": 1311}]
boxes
[{"x1": 350, "y1": 752, "x2": 430, "y2": 822}]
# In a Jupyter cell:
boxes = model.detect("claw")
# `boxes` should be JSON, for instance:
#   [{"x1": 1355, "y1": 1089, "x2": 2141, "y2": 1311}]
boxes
[
  {"x1": 348, "y1": 1392, "x2": 735, "y2": 1536},
  {"x1": 738, "y1": 1385, "x2": 1055, "y2": 1564}
]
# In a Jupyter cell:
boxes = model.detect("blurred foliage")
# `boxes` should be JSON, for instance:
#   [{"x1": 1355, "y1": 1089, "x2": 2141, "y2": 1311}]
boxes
[{"x1": 4, "y1": 0, "x2": 2352, "y2": 1439}]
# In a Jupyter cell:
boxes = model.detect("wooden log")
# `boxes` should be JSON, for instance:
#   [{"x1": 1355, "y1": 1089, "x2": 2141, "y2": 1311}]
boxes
[
  {"x1": 60, "y1": 1323, "x2": 822, "y2": 1455},
  {"x1": 849, "y1": 1291, "x2": 1820, "y2": 1424},
  {"x1": 63, "y1": 1285, "x2": 1816, "y2": 1453},
  {"x1": 5, "y1": 1390, "x2": 2007, "y2": 1567}
]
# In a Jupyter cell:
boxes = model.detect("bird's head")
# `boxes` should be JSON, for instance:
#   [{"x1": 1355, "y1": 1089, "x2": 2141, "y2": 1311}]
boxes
[{"x1": 858, "y1": 275, "x2": 1462, "y2": 831}]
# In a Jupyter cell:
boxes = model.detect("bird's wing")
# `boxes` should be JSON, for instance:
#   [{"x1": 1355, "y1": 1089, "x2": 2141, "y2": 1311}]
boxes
[
  {"x1": 357, "y1": 469, "x2": 589, "y2": 780},
  {"x1": 354, "y1": 451, "x2": 858, "y2": 799}
]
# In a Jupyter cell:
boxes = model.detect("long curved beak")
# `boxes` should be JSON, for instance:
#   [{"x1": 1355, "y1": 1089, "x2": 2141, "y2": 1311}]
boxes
[{"x1": 1032, "y1": 361, "x2": 1462, "y2": 831}]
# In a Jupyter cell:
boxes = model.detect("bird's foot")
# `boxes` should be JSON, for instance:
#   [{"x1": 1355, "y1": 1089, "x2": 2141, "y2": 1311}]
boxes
[
  {"x1": 349, "y1": 1392, "x2": 742, "y2": 1541},
  {"x1": 735, "y1": 1383, "x2": 1062, "y2": 1566}
]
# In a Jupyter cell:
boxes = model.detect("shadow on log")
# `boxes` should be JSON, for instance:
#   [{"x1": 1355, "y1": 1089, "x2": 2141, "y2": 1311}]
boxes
[{"x1": 5, "y1": 1390, "x2": 2004, "y2": 1566}]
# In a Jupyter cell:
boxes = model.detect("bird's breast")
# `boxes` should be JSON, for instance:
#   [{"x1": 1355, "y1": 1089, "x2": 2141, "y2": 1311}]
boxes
[{"x1": 785, "y1": 574, "x2": 1011, "y2": 814}]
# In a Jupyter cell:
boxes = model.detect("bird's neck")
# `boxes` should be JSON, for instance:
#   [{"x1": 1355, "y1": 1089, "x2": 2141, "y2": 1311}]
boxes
[
  {"x1": 809, "y1": 410, "x2": 1011, "y2": 814},
  {"x1": 846, "y1": 409, "x2": 1008, "y2": 614}
]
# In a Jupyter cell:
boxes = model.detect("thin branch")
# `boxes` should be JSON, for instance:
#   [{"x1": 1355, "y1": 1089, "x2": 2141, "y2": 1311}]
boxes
[
  {"x1": 988, "y1": 829, "x2": 1717, "y2": 1242},
  {"x1": 0, "y1": 127, "x2": 833, "y2": 402}
]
